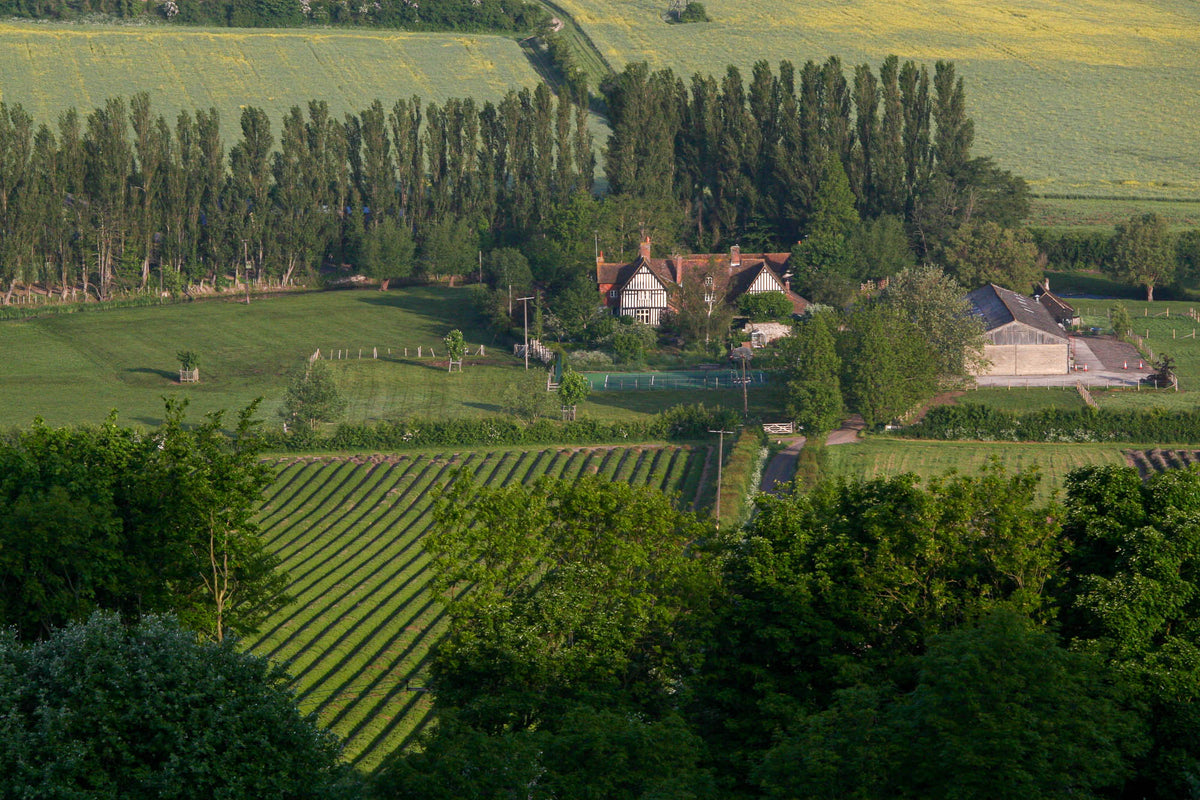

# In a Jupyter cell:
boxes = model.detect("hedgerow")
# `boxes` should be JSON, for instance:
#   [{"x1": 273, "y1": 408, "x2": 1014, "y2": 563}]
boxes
[
  {"x1": 260, "y1": 404, "x2": 742, "y2": 451},
  {"x1": 905, "y1": 403, "x2": 1200, "y2": 444}
]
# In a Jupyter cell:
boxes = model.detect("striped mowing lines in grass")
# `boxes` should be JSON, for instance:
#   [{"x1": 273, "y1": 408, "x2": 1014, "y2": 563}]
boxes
[
  {"x1": 248, "y1": 445, "x2": 706, "y2": 771},
  {"x1": 0, "y1": 22, "x2": 545, "y2": 144},
  {"x1": 822, "y1": 439, "x2": 1129, "y2": 502}
]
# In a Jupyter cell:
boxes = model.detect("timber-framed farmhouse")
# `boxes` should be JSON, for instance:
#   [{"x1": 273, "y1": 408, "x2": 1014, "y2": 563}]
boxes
[{"x1": 595, "y1": 237, "x2": 808, "y2": 326}]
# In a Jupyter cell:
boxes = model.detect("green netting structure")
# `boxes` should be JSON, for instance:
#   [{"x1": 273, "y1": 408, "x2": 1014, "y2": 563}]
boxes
[{"x1": 583, "y1": 370, "x2": 769, "y2": 391}]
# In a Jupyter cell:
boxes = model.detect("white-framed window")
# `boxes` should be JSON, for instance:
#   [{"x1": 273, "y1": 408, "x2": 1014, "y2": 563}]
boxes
[
  {"x1": 704, "y1": 275, "x2": 714, "y2": 287},
  {"x1": 608, "y1": 290, "x2": 617, "y2": 298},
  {"x1": 634, "y1": 308, "x2": 651, "y2": 324}
]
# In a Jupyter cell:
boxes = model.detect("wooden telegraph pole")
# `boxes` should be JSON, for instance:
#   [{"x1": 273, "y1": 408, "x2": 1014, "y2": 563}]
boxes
[
  {"x1": 709, "y1": 427, "x2": 734, "y2": 526},
  {"x1": 517, "y1": 295, "x2": 535, "y2": 370}
]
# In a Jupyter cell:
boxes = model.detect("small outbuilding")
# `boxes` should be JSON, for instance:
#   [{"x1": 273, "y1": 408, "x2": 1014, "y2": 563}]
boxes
[{"x1": 968, "y1": 283, "x2": 1070, "y2": 376}]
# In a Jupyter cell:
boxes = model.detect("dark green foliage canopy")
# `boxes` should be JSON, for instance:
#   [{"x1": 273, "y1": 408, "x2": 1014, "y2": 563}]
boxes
[
  {"x1": 737, "y1": 290, "x2": 792, "y2": 321},
  {"x1": 0, "y1": 401, "x2": 286, "y2": 642},
  {"x1": 280, "y1": 360, "x2": 348, "y2": 429},
  {"x1": 1108, "y1": 212, "x2": 1176, "y2": 301},
  {"x1": 0, "y1": 611, "x2": 351, "y2": 799}
]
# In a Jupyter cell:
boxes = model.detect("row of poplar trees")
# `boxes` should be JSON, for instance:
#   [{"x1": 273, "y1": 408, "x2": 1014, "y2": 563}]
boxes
[
  {"x1": 0, "y1": 84, "x2": 594, "y2": 301},
  {"x1": 0, "y1": 56, "x2": 1022, "y2": 304},
  {"x1": 602, "y1": 56, "x2": 1024, "y2": 256}
]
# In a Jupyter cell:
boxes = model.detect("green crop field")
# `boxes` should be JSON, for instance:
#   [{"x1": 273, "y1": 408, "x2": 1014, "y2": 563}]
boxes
[
  {"x1": 822, "y1": 438, "x2": 1127, "y2": 501},
  {"x1": 0, "y1": 21, "x2": 545, "y2": 138},
  {"x1": 248, "y1": 444, "x2": 710, "y2": 771},
  {"x1": 0, "y1": 287, "x2": 773, "y2": 428},
  {"x1": 554, "y1": 0, "x2": 1200, "y2": 200}
]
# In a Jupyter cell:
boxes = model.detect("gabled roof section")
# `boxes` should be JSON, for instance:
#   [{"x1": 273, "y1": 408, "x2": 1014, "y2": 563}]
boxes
[
  {"x1": 967, "y1": 283, "x2": 1067, "y2": 340},
  {"x1": 596, "y1": 248, "x2": 808, "y2": 312},
  {"x1": 596, "y1": 255, "x2": 673, "y2": 293},
  {"x1": 1037, "y1": 289, "x2": 1077, "y2": 321}
]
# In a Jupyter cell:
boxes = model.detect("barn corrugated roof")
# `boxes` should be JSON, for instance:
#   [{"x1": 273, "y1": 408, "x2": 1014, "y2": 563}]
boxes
[{"x1": 967, "y1": 283, "x2": 1067, "y2": 340}]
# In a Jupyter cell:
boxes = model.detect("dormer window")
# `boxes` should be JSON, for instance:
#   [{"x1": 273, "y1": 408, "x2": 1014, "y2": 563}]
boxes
[{"x1": 704, "y1": 275, "x2": 713, "y2": 287}]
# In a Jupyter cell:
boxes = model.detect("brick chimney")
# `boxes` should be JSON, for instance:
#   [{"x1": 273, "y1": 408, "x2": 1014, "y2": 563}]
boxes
[
  {"x1": 730, "y1": 244, "x2": 741, "y2": 267},
  {"x1": 597, "y1": 250, "x2": 604, "y2": 268},
  {"x1": 639, "y1": 236, "x2": 651, "y2": 260},
  {"x1": 672, "y1": 254, "x2": 683, "y2": 285},
  {"x1": 784, "y1": 277, "x2": 790, "y2": 293}
]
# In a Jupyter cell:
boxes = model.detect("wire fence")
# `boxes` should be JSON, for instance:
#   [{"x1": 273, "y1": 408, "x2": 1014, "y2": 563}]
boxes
[{"x1": 584, "y1": 370, "x2": 770, "y2": 391}]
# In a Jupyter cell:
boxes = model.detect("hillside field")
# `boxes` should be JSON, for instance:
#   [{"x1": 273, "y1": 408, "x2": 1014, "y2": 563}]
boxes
[
  {"x1": 556, "y1": 0, "x2": 1200, "y2": 200},
  {"x1": 822, "y1": 438, "x2": 1128, "y2": 501},
  {"x1": 0, "y1": 21, "x2": 545, "y2": 136},
  {"x1": 249, "y1": 445, "x2": 710, "y2": 770},
  {"x1": 0, "y1": 287, "x2": 774, "y2": 427}
]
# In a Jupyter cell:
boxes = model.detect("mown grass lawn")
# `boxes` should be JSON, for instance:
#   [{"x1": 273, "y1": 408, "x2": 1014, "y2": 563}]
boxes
[
  {"x1": 822, "y1": 438, "x2": 1128, "y2": 502},
  {"x1": 0, "y1": 287, "x2": 497, "y2": 427},
  {"x1": 0, "y1": 286, "x2": 787, "y2": 429}
]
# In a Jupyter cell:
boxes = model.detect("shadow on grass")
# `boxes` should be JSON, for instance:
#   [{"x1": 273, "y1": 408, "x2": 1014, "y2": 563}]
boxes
[
  {"x1": 463, "y1": 401, "x2": 503, "y2": 413},
  {"x1": 125, "y1": 366, "x2": 180, "y2": 381}
]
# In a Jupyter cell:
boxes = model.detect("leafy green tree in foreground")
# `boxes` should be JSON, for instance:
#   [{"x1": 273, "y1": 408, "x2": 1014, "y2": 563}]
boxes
[
  {"x1": 0, "y1": 401, "x2": 287, "y2": 642},
  {"x1": 694, "y1": 465, "x2": 1061, "y2": 793},
  {"x1": 280, "y1": 359, "x2": 348, "y2": 429},
  {"x1": 757, "y1": 608, "x2": 1144, "y2": 800},
  {"x1": 374, "y1": 473, "x2": 718, "y2": 798},
  {"x1": 0, "y1": 611, "x2": 353, "y2": 799},
  {"x1": 1058, "y1": 465, "x2": 1200, "y2": 799},
  {"x1": 425, "y1": 471, "x2": 717, "y2": 730},
  {"x1": 1108, "y1": 212, "x2": 1176, "y2": 301}
]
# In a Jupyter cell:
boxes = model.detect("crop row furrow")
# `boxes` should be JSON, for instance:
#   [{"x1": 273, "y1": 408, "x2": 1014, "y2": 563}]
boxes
[
  {"x1": 259, "y1": 456, "x2": 470, "y2": 660},
  {"x1": 249, "y1": 446, "x2": 705, "y2": 771},
  {"x1": 258, "y1": 462, "x2": 335, "y2": 543},
  {"x1": 277, "y1": 455, "x2": 448, "y2": 589}
]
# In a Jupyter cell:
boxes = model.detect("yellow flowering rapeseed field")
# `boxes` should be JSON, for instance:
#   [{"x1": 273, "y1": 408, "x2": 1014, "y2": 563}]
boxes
[
  {"x1": 561, "y1": 0, "x2": 1200, "y2": 198},
  {"x1": 0, "y1": 22, "x2": 541, "y2": 139}
]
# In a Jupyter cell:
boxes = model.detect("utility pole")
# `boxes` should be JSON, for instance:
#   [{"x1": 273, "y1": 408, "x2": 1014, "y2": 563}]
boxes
[
  {"x1": 709, "y1": 428, "x2": 734, "y2": 526},
  {"x1": 518, "y1": 295, "x2": 535, "y2": 370}
]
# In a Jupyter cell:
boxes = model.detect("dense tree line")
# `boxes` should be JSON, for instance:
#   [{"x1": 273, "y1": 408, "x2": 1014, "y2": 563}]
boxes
[
  {"x1": 368, "y1": 463, "x2": 1200, "y2": 799},
  {"x1": 0, "y1": 0, "x2": 546, "y2": 33},
  {"x1": 601, "y1": 57, "x2": 1028, "y2": 262},
  {"x1": 773, "y1": 265, "x2": 984, "y2": 432},
  {"x1": 0, "y1": 401, "x2": 287, "y2": 642},
  {"x1": 0, "y1": 87, "x2": 593, "y2": 301}
]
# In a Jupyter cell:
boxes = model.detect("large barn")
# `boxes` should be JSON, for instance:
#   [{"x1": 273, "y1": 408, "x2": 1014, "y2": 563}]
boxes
[
  {"x1": 595, "y1": 238, "x2": 808, "y2": 326},
  {"x1": 968, "y1": 283, "x2": 1071, "y2": 376}
]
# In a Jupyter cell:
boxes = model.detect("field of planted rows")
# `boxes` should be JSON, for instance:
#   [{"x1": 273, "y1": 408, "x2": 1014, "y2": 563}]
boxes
[
  {"x1": 0, "y1": 22, "x2": 543, "y2": 142},
  {"x1": 247, "y1": 444, "x2": 710, "y2": 771},
  {"x1": 1125, "y1": 448, "x2": 1200, "y2": 478}
]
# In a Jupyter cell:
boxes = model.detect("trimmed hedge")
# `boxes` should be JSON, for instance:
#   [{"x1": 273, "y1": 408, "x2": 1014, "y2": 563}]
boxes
[
  {"x1": 905, "y1": 403, "x2": 1200, "y2": 444},
  {"x1": 259, "y1": 403, "x2": 743, "y2": 451}
]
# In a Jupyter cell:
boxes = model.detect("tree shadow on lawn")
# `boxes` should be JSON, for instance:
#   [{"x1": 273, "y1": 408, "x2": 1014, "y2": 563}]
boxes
[
  {"x1": 125, "y1": 366, "x2": 182, "y2": 381},
  {"x1": 354, "y1": 290, "x2": 494, "y2": 338},
  {"x1": 462, "y1": 401, "x2": 503, "y2": 413}
]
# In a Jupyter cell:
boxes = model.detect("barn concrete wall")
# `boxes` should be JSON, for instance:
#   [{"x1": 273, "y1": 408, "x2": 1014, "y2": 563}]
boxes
[{"x1": 978, "y1": 343, "x2": 1069, "y2": 376}]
